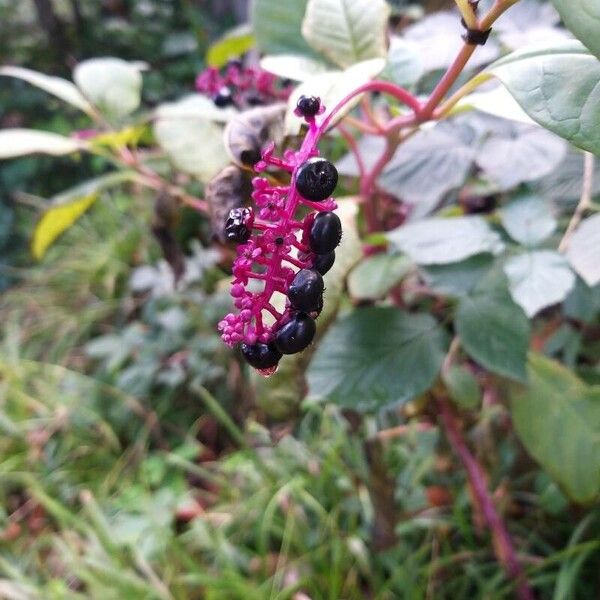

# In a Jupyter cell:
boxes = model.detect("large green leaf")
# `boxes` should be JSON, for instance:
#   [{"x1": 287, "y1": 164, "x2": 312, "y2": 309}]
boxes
[
  {"x1": 0, "y1": 129, "x2": 85, "y2": 158},
  {"x1": 74, "y1": 58, "x2": 144, "y2": 120},
  {"x1": 302, "y1": 0, "x2": 389, "y2": 68},
  {"x1": 510, "y1": 353, "x2": 600, "y2": 504},
  {"x1": 251, "y1": 0, "x2": 315, "y2": 56},
  {"x1": 504, "y1": 250, "x2": 576, "y2": 317},
  {"x1": 456, "y1": 276, "x2": 530, "y2": 382},
  {"x1": 551, "y1": 0, "x2": 600, "y2": 60},
  {"x1": 0, "y1": 66, "x2": 95, "y2": 116},
  {"x1": 387, "y1": 216, "x2": 504, "y2": 266},
  {"x1": 347, "y1": 253, "x2": 412, "y2": 300},
  {"x1": 565, "y1": 214, "x2": 600, "y2": 286},
  {"x1": 489, "y1": 41, "x2": 600, "y2": 155},
  {"x1": 153, "y1": 95, "x2": 231, "y2": 182},
  {"x1": 307, "y1": 307, "x2": 448, "y2": 412}
]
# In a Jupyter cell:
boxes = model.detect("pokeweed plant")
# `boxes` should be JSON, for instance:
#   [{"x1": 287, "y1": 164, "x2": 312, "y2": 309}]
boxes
[{"x1": 3, "y1": 0, "x2": 600, "y2": 597}]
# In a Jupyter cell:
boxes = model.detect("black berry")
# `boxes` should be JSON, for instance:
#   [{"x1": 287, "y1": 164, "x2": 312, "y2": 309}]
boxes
[
  {"x1": 224, "y1": 207, "x2": 254, "y2": 244},
  {"x1": 287, "y1": 269, "x2": 324, "y2": 313},
  {"x1": 309, "y1": 211, "x2": 342, "y2": 254},
  {"x1": 274, "y1": 313, "x2": 316, "y2": 354},
  {"x1": 313, "y1": 250, "x2": 335, "y2": 275},
  {"x1": 241, "y1": 342, "x2": 282, "y2": 369},
  {"x1": 214, "y1": 86, "x2": 234, "y2": 108},
  {"x1": 296, "y1": 95, "x2": 321, "y2": 118},
  {"x1": 295, "y1": 158, "x2": 338, "y2": 201},
  {"x1": 227, "y1": 59, "x2": 243, "y2": 70}
]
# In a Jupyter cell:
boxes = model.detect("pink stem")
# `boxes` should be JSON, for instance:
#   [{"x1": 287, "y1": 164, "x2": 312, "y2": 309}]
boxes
[{"x1": 437, "y1": 395, "x2": 534, "y2": 600}]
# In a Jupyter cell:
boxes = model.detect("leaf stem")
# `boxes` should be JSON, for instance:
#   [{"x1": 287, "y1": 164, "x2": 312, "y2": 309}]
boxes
[{"x1": 436, "y1": 392, "x2": 534, "y2": 600}]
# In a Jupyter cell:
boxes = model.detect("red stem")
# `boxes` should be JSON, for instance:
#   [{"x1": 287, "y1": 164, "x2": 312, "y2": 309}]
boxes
[{"x1": 437, "y1": 394, "x2": 534, "y2": 600}]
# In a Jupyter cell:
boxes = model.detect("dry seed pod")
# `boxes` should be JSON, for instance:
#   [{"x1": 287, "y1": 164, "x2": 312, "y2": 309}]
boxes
[
  {"x1": 205, "y1": 165, "x2": 251, "y2": 242},
  {"x1": 224, "y1": 103, "x2": 286, "y2": 168}
]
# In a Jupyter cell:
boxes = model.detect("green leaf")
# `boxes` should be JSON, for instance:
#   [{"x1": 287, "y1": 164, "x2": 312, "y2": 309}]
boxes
[
  {"x1": 510, "y1": 353, "x2": 600, "y2": 504},
  {"x1": 74, "y1": 58, "x2": 144, "y2": 120},
  {"x1": 565, "y1": 214, "x2": 600, "y2": 287},
  {"x1": 387, "y1": 216, "x2": 504, "y2": 266},
  {"x1": 251, "y1": 0, "x2": 315, "y2": 56},
  {"x1": 456, "y1": 275, "x2": 530, "y2": 382},
  {"x1": 504, "y1": 251, "x2": 576, "y2": 317},
  {"x1": 31, "y1": 172, "x2": 134, "y2": 259},
  {"x1": 206, "y1": 25, "x2": 256, "y2": 68},
  {"x1": 0, "y1": 66, "x2": 95, "y2": 117},
  {"x1": 307, "y1": 307, "x2": 448, "y2": 412},
  {"x1": 0, "y1": 129, "x2": 85, "y2": 158},
  {"x1": 348, "y1": 253, "x2": 412, "y2": 300},
  {"x1": 500, "y1": 193, "x2": 557, "y2": 247},
  {"x1": 459, "y1": 84, "x2": 535, "y2": 125},
  {"x1": 302, "y1": 0, "x2": 389, "y2": 68},
  {"x1": 489, "y1": 41, "x2": 600, "y2": 155},
  {"x1": 285, "y1": 58, "x2": 385, "y2": 134},
  {"x1": 551, "y1": 0, "x2": 600, "y2": 60},
  {"x1": 443, "y1": 366, "x2": 481, "y2": 410},
  {"x1": 153, "y1": 95, "x2": 231, "y2": 182},
  {"x1": 260, "y1": 55, "x2": 329, "y2": 82},
  {"x1": 383, "y1": 36, "x2": 423, "y2": 87},
  {"x1": 420, "y1": 255, "x2": 494, "y2": 298}
]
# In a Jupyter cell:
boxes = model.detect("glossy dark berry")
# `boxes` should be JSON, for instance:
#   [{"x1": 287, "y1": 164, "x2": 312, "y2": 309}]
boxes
[
  {"x1": 227, "y1": 59, "x2": 243, "y2": 70},
  {"x1": 287, "y1": 269, "x2": 324, "y2": 313},
  {"x1": 274, "y1": 313, "x2": 316, "y2": 354},
  {"x1": 313, "y1": 250, "x2": 335, "y2": 275},
  {"x1": 224, "y1": 207, "x2": 254, "y2": 243},
  {"x1": 241, "y1": 342, "x2": 282, "y2": 369},
  {"x1": 309, "y1": 211, "x2": 342, "y2": 254},
  {"x1": 296, "y1": 95, "x2": 321, "y2": 118},
  {"x1": 214, "y1": 86, "x2": 234, "y2": 108},
  {"x1": 295, "y1": 158, "x2": 338, "y2": 201}
]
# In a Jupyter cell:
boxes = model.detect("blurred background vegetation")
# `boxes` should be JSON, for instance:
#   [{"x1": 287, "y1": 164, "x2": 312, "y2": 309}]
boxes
[{"x1": 1, "y1": 1, "x2": 599, "y2": 599}]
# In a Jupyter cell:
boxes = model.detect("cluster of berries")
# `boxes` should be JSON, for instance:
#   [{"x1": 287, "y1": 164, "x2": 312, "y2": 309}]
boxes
[
  {"x1": 218, "y1": 96, "x2": 342, "y2": 375},
  {"x1": 195, "y1": 60, "x2": 292, "y2": 109}
]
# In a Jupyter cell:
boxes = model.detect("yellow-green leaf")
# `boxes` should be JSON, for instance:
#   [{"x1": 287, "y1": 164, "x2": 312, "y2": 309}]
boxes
[
  {"x1": 32, "y1": 194, "x2": 98, "y2": 259},
  {"x1": 206, "y1": 26, "x2": 256, "y2": 68}
]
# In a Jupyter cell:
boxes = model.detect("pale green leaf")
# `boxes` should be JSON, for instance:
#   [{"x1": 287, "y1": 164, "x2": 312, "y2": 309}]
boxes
[
  {"x1": 348, "y1": 253, "x2": 412, "y2": 300},
  {"x1": 387, "y1": 216, "x2": 504, "y2": 265},
  {"x1": 551, "y1": 0, "x2": 600, "y2": 59},
  {"x1": 0, "y1": 129, "x2": 85, "y2": 158},
  {"x1": 0, "y1": 66, "x2": 95, "y2": 116},
  {"x1": 443, "y1": 366, "x2": 481, "y2": 410},
  {"x1": 565, "y1": 214, "x2": 600, "y2": 286},
  {"x1": 510, "y1": 353, "x2": 600, "y2": 503},
  {"x1": 307, "y1": 307, "x2": 448, "y2": 412},
  {"x1": 504, "y1": 250, "x2": 576, "y2": 317},
  {"x1": 260, "y1": 54, "x2": 329, "y2": 82},
  {"x1": 302, "y1": 0, "x2": 389, "y2": 68},
  {"x1": 500, "y1": 193, "x2": 557, "y2": 247},
  {"x1": 489, "y1": 41, "x2": 600, "y2": 155},
  {"x1": 74, "y1": 58, "x2": 144, "y2": 120}
]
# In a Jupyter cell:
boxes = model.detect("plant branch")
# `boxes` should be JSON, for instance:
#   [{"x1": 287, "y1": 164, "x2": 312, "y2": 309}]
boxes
[
  {"x1": 559, "y1": 151, "x2": 595, "y2": 252},
  {"x1": 436, "y1": 393, "x2": 534, "y2": 600}
]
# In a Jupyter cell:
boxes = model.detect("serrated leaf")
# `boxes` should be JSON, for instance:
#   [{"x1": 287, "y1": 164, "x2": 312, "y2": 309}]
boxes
[
  {"x1": 504, "y1": 250, "x2": 576, "y2": 317},
  {"x1": 387, "y1": 216, "x2": 504, "y2": 266},
  {"x1": 153, "y1": 96, "x2": 230, "y2": 182},
  {"x1": 302, "y1": 0, "x2": 389, "y2": 69},
  {"x1": 565, "y1": 214, "x2": 600, "y2": 286},
  {"x1": 206, "y1": 25, "x2": 256, "y2": 67},
  {"x1": 0, "y1": 129, "x2": 85, "y2": 158},
  {"x1": 510, "y1": 353, "x2": 600, "y2": 504},
  {"x1": 31, "y1": 172, "x2": 134, "y2": 259},
  {"x1": 378, "y1": 120, "x2": 477, "y2": 215},
  {"x1": 74, "y1": 58, "x2": 144, "y2": 120},
  {"x1": 476, "y1": 123, "x2": 566, "y2": 190},
  {"x1": 551, "y1": 0, "x2": 600, "y2": 60},
  {"x1": 348, "y1": 254, "x2": 412, "y2": 300},
  {"x1": 489, "y1": 41, "x2": 600, "y2": 155},
  {"x1": 285, "y1": 59, "x2": 385, "y2": 134},
  {"x1": 456, "y1": 278, "x2": 530, "y2": 382},
  {"x1": 307, "y1": 307, "x2": 448, "y2": 412},
  {"x1": 500, "y1": 193, "x2": 557, "y2": 246},
  {"x1": 251, "y1": 0, "x2": 315, "y2": 56},
  {"x1": 443, "y1": 366, "x2": 481, "y2": 410},
  {"x1": 0, "y1": 66, "x2": 95, "y2": 116}
]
